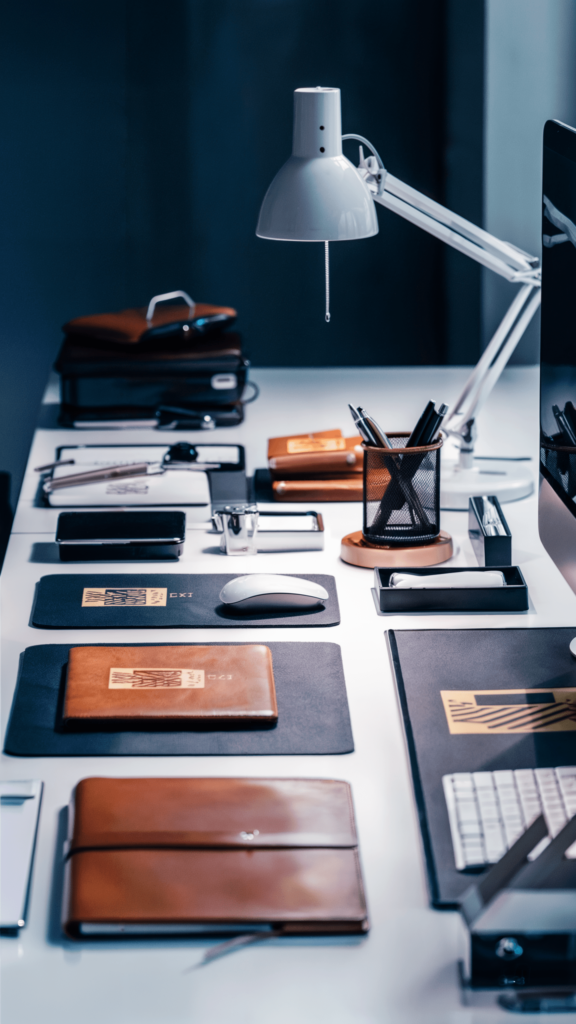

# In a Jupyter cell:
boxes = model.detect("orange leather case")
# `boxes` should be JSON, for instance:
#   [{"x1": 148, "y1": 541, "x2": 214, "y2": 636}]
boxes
[
  {"x1": 63, "y1": 777, "x2": 368, "y2": 936},
  {"x1": 272, "y1": 477, "x2": 363, "y2": 502},
  {"x1": 268, "y1": 430, "x2": 363, "y2": 478},
  {"x1": 63, "y1": 645, "x2": 277, "y2": 726},
  {"x1": 63, "y1": 302, "x2": 237, "y2": 345}
]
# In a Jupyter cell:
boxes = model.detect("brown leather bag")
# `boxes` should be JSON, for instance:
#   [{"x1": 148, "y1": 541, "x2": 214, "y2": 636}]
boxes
[
  {"x1": 62, "y1": 777, "x2": 369, "y2": 938},
  {"x1": 63, "y1": 645, "x2": 277, "y2": 726}
]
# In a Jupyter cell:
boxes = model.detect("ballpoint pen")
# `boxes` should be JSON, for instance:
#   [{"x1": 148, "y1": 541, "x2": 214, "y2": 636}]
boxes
[
  {"x1": 43, "y1": 457, "x2": 221, "y2": 493},
  {"x1": 348, "y1": 404, "x2": 380, "y2": 447},
  {"x1": 406, "y1": 400, "x2": 436, "y2": 448}
]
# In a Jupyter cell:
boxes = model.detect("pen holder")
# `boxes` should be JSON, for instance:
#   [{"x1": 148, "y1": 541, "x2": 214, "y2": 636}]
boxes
[{"x1": 362, "y1": 433, "x2": 442, "y2": 546}]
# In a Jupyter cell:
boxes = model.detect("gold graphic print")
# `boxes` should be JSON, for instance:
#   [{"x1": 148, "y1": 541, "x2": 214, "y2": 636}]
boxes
[
  {"x1": 82, "y1": 588, "x2": 167, "y2": 607},
  {"x1": 441, "y1": 688, "x2": 576, "y2": 734},
  {"x1": 109, "y1": 668, "x2": 204, "y2": 689},
  {"x1": 287, "y1": 437, "x2": 346, "y2": 454}
]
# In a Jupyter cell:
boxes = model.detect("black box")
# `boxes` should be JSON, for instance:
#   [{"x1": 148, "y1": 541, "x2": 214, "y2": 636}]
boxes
[
  {"x1": 468, "y1": 495, "x2": 512, "y2": 566},
  {"x1": 56, "y1": 511, "x2": 186, "y2": 561},
  {"x1": 374, "y1": 565, "x2": 528, "y2": 613}
]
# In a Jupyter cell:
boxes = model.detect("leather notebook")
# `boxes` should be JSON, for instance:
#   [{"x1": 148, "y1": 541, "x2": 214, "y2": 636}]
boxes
[
  {"x1": 63, "y1": 645, "x2": 277, "y2": 727},
  {"x1": 62, "y1": 777, "x2": 368, "y2": 937}
]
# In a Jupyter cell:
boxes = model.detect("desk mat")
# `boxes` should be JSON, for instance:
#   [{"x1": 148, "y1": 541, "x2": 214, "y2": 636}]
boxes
[
  {"x1": 387, "y1": 628, "x2": 576, "y2": 908},
  {"x1": 4, "y1": 642, "x2": 353, "y2": 757},
  {"x1": 31, "y1": 574, "x2": 340, "y2": 629}
]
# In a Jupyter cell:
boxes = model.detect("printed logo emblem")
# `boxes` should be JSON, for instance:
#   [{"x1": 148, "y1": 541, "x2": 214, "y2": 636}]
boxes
[
  {"x1": 108, "y1": 668, "x2": 205, "y2": 689},
  {"x1": 287, "y1": 437, "x2": 346, "y2": 454},
  {"x1": 441, "y1": 688, "x2": 576, "y2": 734},
  {"x1": 105, "y1": 482, "x2": 149, "y2": 494},
  {"x1": 82, "y1": 588, "x2": 168, "y2": 607}
]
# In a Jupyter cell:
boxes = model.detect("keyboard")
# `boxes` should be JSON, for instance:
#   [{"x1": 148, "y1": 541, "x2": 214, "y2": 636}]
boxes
[{"x1": 443, "y1": 767, "x2": 576, "y2": 871}]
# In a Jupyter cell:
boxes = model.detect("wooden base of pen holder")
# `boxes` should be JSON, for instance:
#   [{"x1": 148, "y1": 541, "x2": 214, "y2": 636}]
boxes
[{"x1": 340, "y1": 530, "x2": 453, "y2": 569}]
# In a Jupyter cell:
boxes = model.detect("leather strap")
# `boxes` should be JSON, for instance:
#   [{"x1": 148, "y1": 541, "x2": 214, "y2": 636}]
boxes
[{"x1": 69, "y1": 830, "x2": 358, "y2": 852}]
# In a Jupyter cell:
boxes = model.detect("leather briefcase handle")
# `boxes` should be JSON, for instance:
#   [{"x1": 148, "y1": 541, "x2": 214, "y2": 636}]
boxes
[{"x1": 146, "y1": 290, "x2": 196, "y2": 324}]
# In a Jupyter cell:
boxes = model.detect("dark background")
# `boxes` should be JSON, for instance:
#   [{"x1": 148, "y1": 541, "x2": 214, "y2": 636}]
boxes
[{"x1": 0, "y1": 0, "x2": 484, "y2": 507}]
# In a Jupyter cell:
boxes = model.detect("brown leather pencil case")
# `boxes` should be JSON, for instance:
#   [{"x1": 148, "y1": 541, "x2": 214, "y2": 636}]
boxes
[
  {"x1": 63, "y1": 645, "x2": 277, "y2": 727},
  {"x1": 272, "y1": 477, "x2": 363, "y2": 502},
  {"x1": 62, "y1": 777, "x2": 369, "y2": 938},
  {"x1": 268, "y1": 430, "x2": 363, "y2": 478}
]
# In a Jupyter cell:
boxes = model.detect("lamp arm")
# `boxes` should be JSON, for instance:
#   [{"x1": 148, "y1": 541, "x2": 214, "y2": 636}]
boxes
[{"x1": 344, "y1": 134, "x2": 542, "y2": 455}]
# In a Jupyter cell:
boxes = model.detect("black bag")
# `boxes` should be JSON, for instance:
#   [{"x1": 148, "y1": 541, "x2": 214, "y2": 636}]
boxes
[{"x1": 55, "y1": 291, "x2": 252, "y2": 428}]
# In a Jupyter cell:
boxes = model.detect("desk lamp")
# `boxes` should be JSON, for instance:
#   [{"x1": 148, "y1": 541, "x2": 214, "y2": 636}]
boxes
[{"x1": 257, "y1": 87, "x2": 541, "y2": 509}]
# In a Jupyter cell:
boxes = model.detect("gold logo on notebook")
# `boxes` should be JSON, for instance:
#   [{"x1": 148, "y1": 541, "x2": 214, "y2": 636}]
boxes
[
  {"x1": 287, "y1": 437, "x2": 346, "y2": 454},
  {"x1": 108, "y1": 668, "x2": 204, "y2": 689},
  {"x1": 82, "y1": 588, "x2": 167, "y2": 607},
  {"x1": 441, "y1": 688, "x2": 576, "y2": 734}
]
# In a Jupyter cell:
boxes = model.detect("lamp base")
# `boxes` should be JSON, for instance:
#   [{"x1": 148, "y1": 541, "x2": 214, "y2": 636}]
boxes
[
  {"x1": 440, "y1": 459, "x2": 533, "y2": 511},
  {"x1": 340, "y1": 530, "x2": 453, "y2": 569}
]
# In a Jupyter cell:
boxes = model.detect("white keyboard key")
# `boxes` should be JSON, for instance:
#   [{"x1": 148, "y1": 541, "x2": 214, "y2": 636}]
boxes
[{"x1": 443, "y1": 767, "x2": 576, "y2": 871}]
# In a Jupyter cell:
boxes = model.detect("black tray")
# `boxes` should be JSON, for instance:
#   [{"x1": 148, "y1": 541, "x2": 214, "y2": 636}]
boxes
[{"x1": 374, "y1": 565, "x2": 528, "y2": 613}]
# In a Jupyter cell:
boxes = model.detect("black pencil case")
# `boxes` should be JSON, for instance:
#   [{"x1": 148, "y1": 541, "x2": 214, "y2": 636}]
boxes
[
  {"x1": 373, "y1": 565, "x2": 528, "y2": 613},
  {"x1": 56, "y1": 511, "x2": 186, "y2": 562}
]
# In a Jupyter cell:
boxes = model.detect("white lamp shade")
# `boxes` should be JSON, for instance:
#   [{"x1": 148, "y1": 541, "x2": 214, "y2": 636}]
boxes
[{"x1": 256, "y1": 88, "x2": 378, "y2": 242}]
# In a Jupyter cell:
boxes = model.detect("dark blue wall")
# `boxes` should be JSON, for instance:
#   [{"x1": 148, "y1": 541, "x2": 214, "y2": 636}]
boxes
[{"x1": 0, "y1": 0, "x2": 484, "y2": 503}]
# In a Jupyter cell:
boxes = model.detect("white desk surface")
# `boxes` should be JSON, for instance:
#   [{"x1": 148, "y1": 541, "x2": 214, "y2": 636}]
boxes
[{"x1": 3, "y1": 366, "x2": 576, "y2": 1024}]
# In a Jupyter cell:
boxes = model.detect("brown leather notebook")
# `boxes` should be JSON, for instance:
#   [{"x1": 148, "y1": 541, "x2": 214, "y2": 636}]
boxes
[
  {"x1": 268, "y1": 430, "x2": 363, "y2": 478},
  {"x1": 63, "y1": 777, "x2": 368, "y2": 937},
  {"x1": 63, "y1": 645, "x2": 277, "y2": 726},
  {"x1": 272, "y1": 477, "x2": 363, "y2": 502}
]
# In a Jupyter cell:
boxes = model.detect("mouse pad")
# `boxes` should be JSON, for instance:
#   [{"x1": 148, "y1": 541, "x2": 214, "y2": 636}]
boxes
[
  {"x1": 387, "y1": 628, "x2": 576, "y2": 908},
  {"x1": 31, "y1": 574, "x2": 340, "y2": 629},
  {"x1": 4, "y1": 642, "x2": 354, "y2": 757}
]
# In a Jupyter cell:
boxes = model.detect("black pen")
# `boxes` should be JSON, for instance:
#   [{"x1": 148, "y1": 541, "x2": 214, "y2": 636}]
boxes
[
  {"x1": 420, "y1": 403, "x2": 449, "y2": 446},
  {"x1": 406, "y1": 400, "x2": 436, "y2": 448}
]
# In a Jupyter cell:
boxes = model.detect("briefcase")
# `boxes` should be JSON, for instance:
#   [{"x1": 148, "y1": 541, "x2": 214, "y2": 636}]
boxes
[
  {"x1": 55, "y1": 291, "x2": 250, "y2": 427},
  {"x1": 62, "y1": 776, "x2": 369, "y2": 938}
]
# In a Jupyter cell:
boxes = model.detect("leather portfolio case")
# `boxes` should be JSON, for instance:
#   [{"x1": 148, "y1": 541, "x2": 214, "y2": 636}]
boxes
[
  {"x1": 268, "y1": 429, "x2": 363, "y2": 478},
  {"x1": 63, "y1": 645, "x2": 277, "y2": 727},
  {"x1": 272, "y1": 477, "x2": 363, "y2": 502},
  {"x1": 62, "y1": 777, "x2": 368, "y2": 937}
]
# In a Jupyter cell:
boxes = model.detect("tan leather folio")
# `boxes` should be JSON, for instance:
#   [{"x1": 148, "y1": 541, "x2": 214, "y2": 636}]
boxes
[
  {"x1": 63, "y1": 645, "x2": 277, "y2": 726},
  {"x1": 62, "y1": 777, "x2": 369, "y2": 937},
  {"x1": 272, "y1": 477, "x2": 363, "y2": 502},
  {"x1": 267, "y1": 430, "x2": 363, "y2": 478}
]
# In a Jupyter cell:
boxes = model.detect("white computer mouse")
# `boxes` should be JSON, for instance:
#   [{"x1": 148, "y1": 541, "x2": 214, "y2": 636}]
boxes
[{"x1": 219, "y1": 574, "x2": 329, "y2": 612}]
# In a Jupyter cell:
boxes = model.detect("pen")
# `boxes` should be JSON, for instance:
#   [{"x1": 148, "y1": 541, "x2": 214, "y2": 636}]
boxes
[
  {"x1": 357, "y1": 408, "x2": 393, "y2": 449},
  {"x1": 419, "y1": 403, "x2": 448, "y2": 446},
  {"x1": 348, "y1": 405, "x2": 380, "y2": 448},
  {"x1": 43, "y1": 460, "x2": 221, "y2": 492},
  {"x1": 406, "y1": 400, "x2": 436, "y2": 448}
]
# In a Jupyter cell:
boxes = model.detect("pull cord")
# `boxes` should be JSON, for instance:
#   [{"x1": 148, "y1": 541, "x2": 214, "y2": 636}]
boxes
[{"x1": 324, "y1": 241, "x2": 331, "y2": 322}]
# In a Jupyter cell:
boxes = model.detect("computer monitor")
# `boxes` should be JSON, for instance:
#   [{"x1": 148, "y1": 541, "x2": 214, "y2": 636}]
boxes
[{"x1": 539, "y1": 119, "x2": 576, "y2": 594}]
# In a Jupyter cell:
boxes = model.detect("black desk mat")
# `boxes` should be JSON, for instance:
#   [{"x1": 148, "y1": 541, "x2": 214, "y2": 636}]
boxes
[
  {"x1": 4, "y1": 642, "x2": 353, "y2": 757},
  {"x1": 387, "y1": 628, "x2": 576, "y2": 908},
  {"x1": 31, "y1": 574, "x2": 340, "y2": 629}
]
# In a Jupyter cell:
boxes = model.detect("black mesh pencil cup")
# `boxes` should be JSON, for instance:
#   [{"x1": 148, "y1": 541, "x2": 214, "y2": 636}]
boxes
[{"x1": 362, "y1": 433, "x2": 442, "y2": 546}]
